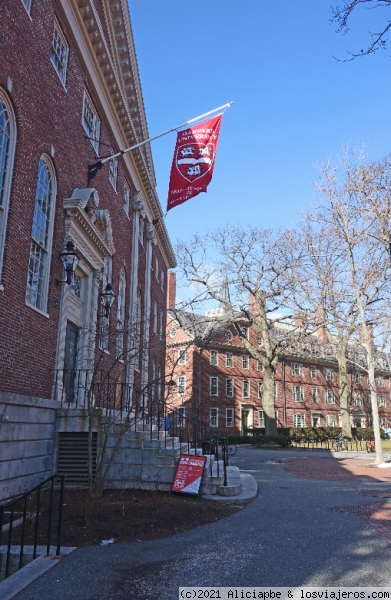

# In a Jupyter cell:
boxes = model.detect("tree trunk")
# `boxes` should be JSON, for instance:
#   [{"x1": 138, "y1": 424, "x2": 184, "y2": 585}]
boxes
[
  {"x1": 263, "y1": 365, "x2": 277, "y2": 435},
  {"x1": 367, "y1": 360, "x2": 384, "y2": 465},
  {"x1": 338, "y1": 356, "x2": 352, "y2": 439}
]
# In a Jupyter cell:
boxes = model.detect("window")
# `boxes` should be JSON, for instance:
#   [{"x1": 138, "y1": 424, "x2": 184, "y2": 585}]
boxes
[
  {"x1": 124, "y1": 183, "x2": 130, "y2": 216},
  {"x1": 241, "y1": 327, "x2": 249, "y2": 340},
  {"x1": 99, "y1": 257, "x2": 112, "y2": 351},
  {"x1": 21, "y1": 0, "x2": 32, "y2": 14},
  {"x1": 210, "y1": 377, "x2": 218, "y2": 396},
  {"x1": 169, "y1": 327, "x2": 176, "y2": 338},
  {"x1": 70, "y1": 274, "x2": 81, "y2": 299},
  {"x1": 310, "y1": 366, "x2": 317, "y2": 379},
  {"x1": 139, "y1": 220, "x2": 144, "y2": 245},
  {"x1": 292, "y1": 385, "x2": 304, "y2": 402},
  {"x1": 178, "y1": 376, "x2": 185, "y2": 395},
  {"x1": 109, "y1": 157, "x2": 118, "y2": 191},
  {"x1": 326, "y1": 414, "x2": 336, "y2": 427},
  {"x1": 380, "y1": 417, "x2": 388, "y2": 429},
  {"x1": 226, "y1": 378, "x2": 234, "y2": 397},
  {"x1": 82, "y1": 91, "x2": 100, "y2": 153},
  {"x1": 258, "y1": 382, "x2": 263, "y2": 399},
  {"x1": 134, "y1": 291, "x2": 142, "y2": 369},
  {"x1": 291, "y1": 363, "x2": 303, "y2": 377},
  {"x1": 352, "y1": 372, "x2": 361, "y2": 384},
  {"x1": 210, "y1": 408, "x2": 218, "y2": 427},
  {"x1": 242, "y1": 380, "x2": 250, "y2": 398},
  {"x1": 161, "y1": 271, "x2": 164, "y2": 291},
  {"x1": 178, "y1": 349, "x2": 186, "y2": 365},
  {"x1": 226, "y1": 352, "x2": 233, "y2": 368},
  {"x1": 312, "y1": 413, "x2": 321, "y2": 427},
  {"x1": 176, "y1": 406, "x2": 185, "y2": 426},
  {"x1": 26, "y1": 157, "x2": 56, "y2": 312},
  {"x1": 153, "y1": 301, "x2": 157, "y2": 334},
  {"x1": 0, "y1": 92, "x2": 16, "y2": 283},
  {"x1": 323, "y1": 368, "x2": 334, "y2": 381},
  {"x1": 116, "y1": 270, "x2": 126, "y2": 358},
  {"x1": 242, "y1": 355, "x2": 249, "y2": 369},
  {"x1": 258, "y1": 411, "x2": 265, "y2": 427},
  {"x1": 210, "y1": 350, "x2": 218, "y2": 366},
  {"x1": 225, "y1": 330, "x2": 233, "y2": 341},
  {"x1": 159, "y1": 309, "x2": 163, "y2": 340},
  {"x1": 378, "y1": 394, "x2": 386, "y2": 408},
  {"x1": 257, "y1": 360, "x2": 264, "y2": 372},
  {"x1": 155, "y1": 257, "x2": 159, "y2": 279},
  {"x1": 294, "y1": 414, "x2": 305, "y2": 428},
  {"x1": 311, "y1": 344, "x2": 316, "y2": 356},
  {"x1": 257, "y1": 337, "x2": 263, "y2": 347},
  {"x1": 377, "y1": 375, "x2": 385, "y2": 388},
  {"x1": 325, "y1": 389, "x2": 335, "y2": 404},
  {"x1": 226, "y1": 408, "x2": 234, "y2": 427},
  {"x1": 312, "y1": 388, "x2": 318, "y2": 403},
  {"x1": 353, "y1": 391, "x2": 363, "y2": 406},
  {"x1": 157, "y1": 364, "x2": 162, "y2": 400},
  {"x1": 50, "y1": 23, "x2": 69, "y2": 86}
]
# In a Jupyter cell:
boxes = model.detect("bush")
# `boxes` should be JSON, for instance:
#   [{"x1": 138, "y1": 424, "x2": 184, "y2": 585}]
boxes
[
  {"x1": 351, "y1": 427, "x2": 385, "y2": 441},
  {"x1": 251, "y1": 435, "x2": 291, "y2": 448}
]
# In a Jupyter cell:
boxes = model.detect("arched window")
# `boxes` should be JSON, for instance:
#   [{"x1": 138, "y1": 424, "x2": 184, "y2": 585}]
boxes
[
  {"x1": 116, "y1": 269, "x2": 126, "y2": 358},
  {"x1": 26, "y1": 156, "x2": 56, "y2": 312},
  {"x1": 0, "y1": 90, "x2": 17, "y2": 284}
]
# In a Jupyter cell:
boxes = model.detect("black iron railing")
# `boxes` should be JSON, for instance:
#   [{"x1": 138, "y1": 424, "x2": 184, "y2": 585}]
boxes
[{"x1": 0, "y1": 475, "x2": 65, "y2": 580}]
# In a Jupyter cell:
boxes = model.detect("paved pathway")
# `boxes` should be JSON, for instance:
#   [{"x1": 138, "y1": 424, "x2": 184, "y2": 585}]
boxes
[{"x1": 14, "y1": 448, "x2": 391, "y2": 599}]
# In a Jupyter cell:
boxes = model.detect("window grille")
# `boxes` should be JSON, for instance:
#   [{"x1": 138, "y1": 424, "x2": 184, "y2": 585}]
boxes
[
  {"x1": 124, "y1": 183, "x2": 130, "y2": 216},
  {"x1": 50, "y1": 23, "x2": 69, "y2": 86},
  {"x1": 210, "y1": 350, "x2": 218, "y2": 366},
  {"x1": 210, "y1": 408, "x2": 218, "y2": 427},
  {"x1": 326, "y1": 414, "x2": 336, "y2": 427},
  {"x1": 176, "y1": 407, "x2": 185, "y2": 426},
  {"x1": 178, "y1": 349, "x2": 186, "y2": 365},
  {"x1": 292, "y1": 385, "x2": 304, "y2": 402},
  {"x1": 258, "y1": 410, "x2": 265, "y2": 427},
  {"x1": 353, "y1": 391, "x2": 363, "y2": 406},
  {"x1": 109, "y1": 157, "x2": 118, "y2": 191},
  {"x1": 311, "y1": 388, "x2": 318, "y2": 403},
  {"x1": 242, "y1": 355, "x2": 249, "y2": 369},
  {"x1": 226, "y1": 408, "x2": 234, "y2": 427},
  {"x1": 226, "y1": 352, "x2": 233, "y2": 368},
  {"x1": 225, "y1": 330, "x2": 233, "y2": 341},
  {"x1": 257, "y1": 360, "x2": 264, "y2": 372},
  {"x1": 242, "y1": 380, "x2": 250, "y2": 398},
  {"x1": 294, "y1": 414, "x2": 305, "y2": 428},
  {"x1": 226, "y1": 378, "x2": 234, "y2": 397},
  {"x1": 291, "y1": 363, "x2": 303, "y2": 377},
  {"x1": 178, "y1": 376, "x2": 185, "y2": 395},
  {"x1": 26, "y1": 157, "x2": 55, "y2": 312},
  {"x1": 82, "y1": 92, "x2": 100, "y2": 153},
  {"x1": 210, "y1": 377, "x2": 218, "y2": 396},
  {"x1": 325, "y1": 389, "x2": 335, "y2": 404},
  {"x1": 310, "y1": 366, "x2": 316, "y2": 379}
]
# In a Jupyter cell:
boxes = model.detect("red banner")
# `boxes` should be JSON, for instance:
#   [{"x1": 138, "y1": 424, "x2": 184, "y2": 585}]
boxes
[
  {"x1": 172, "y1": 454, "x2": 206, "y2": 495},
  {"x1": 166, "y1": 115, "x2": 223, "y2": 212}
]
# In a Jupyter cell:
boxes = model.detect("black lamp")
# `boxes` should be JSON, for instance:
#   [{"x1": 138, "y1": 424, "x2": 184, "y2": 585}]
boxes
[
  {"x1": 56, "y1": 241, "x2": 80, "y2": 286},
  {"x1": 100, "y1": 282, "x2": 116, "y2": 318}
]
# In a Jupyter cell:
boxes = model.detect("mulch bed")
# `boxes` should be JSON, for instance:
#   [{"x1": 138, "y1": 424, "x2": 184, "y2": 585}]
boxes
[{"x1": 2, "y1": 488, "x2": 239, "y2": 548}]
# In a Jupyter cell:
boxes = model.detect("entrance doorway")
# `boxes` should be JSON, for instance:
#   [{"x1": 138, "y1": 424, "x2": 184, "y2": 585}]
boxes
[
  {"x1": 312, "y1": 414, "x2": 321, "y2": 427},
  {"x1": 241, "y1": 406, "x2": 254, "y2": 435},
  {"x1": 64, "y1": 322, "x2": 79, "y2": 403}
]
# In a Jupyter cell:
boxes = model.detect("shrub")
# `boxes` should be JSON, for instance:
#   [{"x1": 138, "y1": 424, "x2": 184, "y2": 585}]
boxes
[
  {"x1": 251, "y1": 435, "x2": 291, "y2": 447},
  {"x1": 352, "y1": 427, "x2": 385, "y2": 441}
]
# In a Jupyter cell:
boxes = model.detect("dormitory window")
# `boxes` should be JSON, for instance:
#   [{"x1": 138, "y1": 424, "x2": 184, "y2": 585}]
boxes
[
  {"x1": 210, "y1": 350, "x2": 218, "y2": 366},
  {"x1": 380, "y1": 417, "x2": 388, "y2": 429},
  {"x1": 226, "y1": 408, "x2": 234, "y2": 427},
  {"x1": 176, "y1": 406, "x2": 185, "y2": 426},
  {"x1": 178, "y1": 349, "x2": 186, "y2": 365},
  {"x1": 378, "y1": 395, "x2": 386, "y2": 408},
  {"x1": 291, "y1": 363, "x2": 303, "y2": 377},
  {"x1": 311, "y1": 388, "x2": 318, "y2": 403},
  {"x1": 0, "y1": 90, "x2": 16, "y2": 284},
  {"x1": 257, "y1": 360, "x2": 264, "y2": 372},
  {"x1": 353, "y1": 391, "x2": 363, "y2": 406},
  {"x1": 294, "y1": 414, "x2": 305, "y2": 428},
  {"x1": 377, "y1": 375, "x2": 385, "y2": 388},
  {"x1": 326, "y1": 415, "x2": 336, "y2": 427},
  {"x1": 226, "y1": 352, "x2": 233, "y2": 368},
  {"x1": 178, "y1": 376, "x2": 185, "y2": 395},
  {"x1": 26, "y1": 157, "x2": 56, "y2": 313},
  {"x1": 109, "y1": 157, "x2": 118, "y2": 191},
  {"x1": 124, "y1": 183, "x2": 130, "y2": 216},
  {"x1": 241, "y1": 327, "x2": 249, "y2": 340},
  {"x1": 260, "y1": 410, "x2": 278, "y2": 427},
  {"x1": 226, "y1": 379, "x2": 234, "y2": 397},
  {"x1": 310, "y1": 366, "x2": 317, "y2": 379},
  {"x1": 82, "y1": 91, "x2": 100, "y2": 153},
  {"x1": 242, "y1": 380, "x2": 250, "y2": 398},
  {"x1": 325, "y1": 389, "x2": 335, "y2": 404},
  {"x1": 242, "y1": 355, "x2": 249, "y2": 369},
  {"x1": 210, "y1": 377, "x2": 218, "y2": 396},
  {"x1": 352, "y1": 372, "x2": 361, "y2": 384},
  {"x1": 323, "y1": 368, "x2": 334, "y2": 381},
  {"x1": 292, "y1": 385, "x2": 304, "y2": 402},
  {"x1": 50, "y1": 22, "x2": 69, "y2": 86},
  {"x1": 210, "y1": 408, "x2": 218, "y2": 427}
]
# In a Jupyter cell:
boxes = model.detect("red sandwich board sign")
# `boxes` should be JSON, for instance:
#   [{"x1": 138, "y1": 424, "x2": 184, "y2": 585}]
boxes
[{"x1": 172, "y1": 455, "x2": 206, "y2": 495}]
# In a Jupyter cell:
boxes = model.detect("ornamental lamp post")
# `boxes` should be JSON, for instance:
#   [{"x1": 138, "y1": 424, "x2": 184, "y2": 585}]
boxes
[
  {"x1": 100, "y1": 282, "x2": 116, "y2": 318},
  {"x1": 56, "y1": 240, "x2": 80, "y2": 286}
]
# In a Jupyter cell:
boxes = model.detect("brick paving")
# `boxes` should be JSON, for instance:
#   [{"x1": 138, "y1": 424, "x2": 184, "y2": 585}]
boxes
[
  {"x1": 280, "y1": 456, "x2": 391, "y2": 482},
  {"x1": 358, "y1": 504, "x2": 391, "y2": 543}
]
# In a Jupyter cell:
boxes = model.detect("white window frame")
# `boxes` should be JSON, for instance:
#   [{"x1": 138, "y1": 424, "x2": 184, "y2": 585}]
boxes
[
  {"x1": 226, "y1": 408, "x2": 234, "y2": 428},
  {"x1": 226, "y1": 378, "x2": 234, "y2": 397},
  {"x1": 324, "y1": 367, "x2": 334, "y2": 381},
  {"x1": 109, "y1": 157, "x2": 118, "y2": 191},
  {"x1": 380, "y1": 417, "x2": 388, "y2": 429},
  {"x1": 258, "y1": 410, "x2": 265, "y2": 427},
  {"x1": 310, "y1": 365, "x2": 317, "y2": 379},
  {"x1": 242, "y1": 380, "x2": 250, "y2": 398},
  {"x1": 353, "y1": 391, "x2": 363, "y2": 406},
  {"x1": 352, "y1": 372, "x2": 361, "y2": 384},
  {"x1": 178, "y1": 376, "x2": 185, "y2": 395},
  {"x1": 293, "y1": 413, "x2": 305, "y2": 428},
  {"x1": 312, "y1": 413, "x2": 321, "y2": 427},
  {"x1": 210, "y1": 407, "x2": 218, "y2": 428},
  {"x1": 291, "y1": 363, "x2": 303, "y2": 377},
  {"x1": 378, "y1": 394, "x2": 386, "y2": 408},
  {"x1": 210, "y1": 377, "x2": 218, "y2": 396},
  {"x1": 25, "y1": 155, "x2": 57, "y2": 314},
  {"x1": 241, "y1": 327, "x2": 249, "y2": 340},
  {"x1": 210, "y1": 350, "x2": 218, "y2": 366},
  {"x1": 0, "y1": 90, "x2": 17, "y2": 284},
  {"x1": 82, "y1": 91, "x2": 100, "y2": 154},
  {"x1": 292, "y1": 385, "x2": 304, "y2": 402},
  {"x1": 178, "y1": 349, "x2": 186, "y2": 365},
  {"x1": 242, "y1": 355, "x2": 249, "y2": 369},
  {"x1": 258, "y1": 382, "x2": 263, "y2": 399},
  {"x1": 326, "y1": 414, "x2": 336, "y2": 427},
  {"x1": 226, "y1": 352, "x2": 233, "y2": 368},
  {"x1": 257, "y1": 360, "x2": 264, "y2": 372},
  {"x1": 325, "y1": 389, "x2": 335, "y2": 404},
  {"x1": 377, "y1": 375, "x2": 385, "y2": 388},
  {"x1": 50, "y1": 21, "x2": 69, "y2": 87},
  {"x1": 123, "y1": 183, "x2": 130, "y2": 216},
  {"x1": 311, "y1": 387, "x2": 318, "y2": 404}
]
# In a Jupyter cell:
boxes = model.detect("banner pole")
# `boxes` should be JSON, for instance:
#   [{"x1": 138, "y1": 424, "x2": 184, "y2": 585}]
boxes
[{"x1": 88, "y1": 102, "x2": 233, "y2": 181}]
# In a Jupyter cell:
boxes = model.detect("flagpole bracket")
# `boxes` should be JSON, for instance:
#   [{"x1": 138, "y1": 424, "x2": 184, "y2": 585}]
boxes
[{"x1": 88, "y1": 161, "x2": 103, "y2": 183}]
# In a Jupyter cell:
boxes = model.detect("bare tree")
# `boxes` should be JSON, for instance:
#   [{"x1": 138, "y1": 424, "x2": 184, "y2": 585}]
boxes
[
  {"x1": 175, "y1": 225, "x2": 312, "y2": 435},
  {"x1": 332, "y1": 0, "x2": 391, "y2": 60}
]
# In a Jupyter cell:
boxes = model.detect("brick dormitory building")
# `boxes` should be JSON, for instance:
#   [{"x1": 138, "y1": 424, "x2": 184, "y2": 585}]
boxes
[
  {"x1": 166, "y1": 273, "x2": 391, "y2": 436},
  {"x1": 0, "y1": 0, "x2": 176, "y2": 499}
]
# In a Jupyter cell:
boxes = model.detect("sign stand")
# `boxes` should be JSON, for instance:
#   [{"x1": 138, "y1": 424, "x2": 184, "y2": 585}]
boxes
[{"x1": 172, "y1": 455, "x2": 206, "y2": 495}]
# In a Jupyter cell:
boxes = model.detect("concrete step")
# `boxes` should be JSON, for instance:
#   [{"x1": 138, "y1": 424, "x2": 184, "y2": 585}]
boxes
[
  {"x1": 217, "y1": 466, "x2": 242, "y2": 496},
  {"x1": 143, "y1": 436, "x2": 179, "y2": 449},
  {"x1": 159, "y1": 442, "x2": 190, "y2": 457}
]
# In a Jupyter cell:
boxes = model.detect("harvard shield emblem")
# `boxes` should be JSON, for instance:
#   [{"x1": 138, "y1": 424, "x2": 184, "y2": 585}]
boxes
[{"x1": 175, "y1": 143, "x2": 215, "y2": 183}]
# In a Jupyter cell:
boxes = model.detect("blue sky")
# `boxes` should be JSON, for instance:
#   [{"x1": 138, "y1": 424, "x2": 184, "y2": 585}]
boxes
[{"x1": 129, "y1": 0, "x2": 391, "y2": 245}]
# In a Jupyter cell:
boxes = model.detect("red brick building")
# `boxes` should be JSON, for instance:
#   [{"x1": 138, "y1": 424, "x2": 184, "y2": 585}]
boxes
[
  {"x1": 166, "y1": 273, "x2": 391, "y2": 435},
  {"x1": 0, "y1": 0, "x2": 175, "y2": 499}
]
